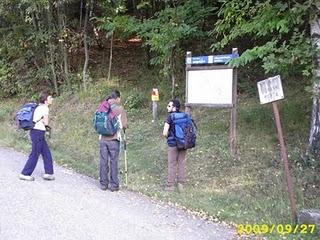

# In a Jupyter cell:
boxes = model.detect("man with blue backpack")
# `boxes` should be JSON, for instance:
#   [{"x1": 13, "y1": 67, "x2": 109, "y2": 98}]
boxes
[{"x1": 163, "y1": 99, "x2": 196, "y2": 192}]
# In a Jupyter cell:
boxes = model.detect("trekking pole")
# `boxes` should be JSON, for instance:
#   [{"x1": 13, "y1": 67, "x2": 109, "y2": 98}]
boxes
[{"x1": 123, "y1": 129, "x2": 128, "y2": 186}]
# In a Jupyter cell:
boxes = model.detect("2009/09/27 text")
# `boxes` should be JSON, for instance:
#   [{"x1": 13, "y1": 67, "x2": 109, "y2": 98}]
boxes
[{"x1": 236, "y1": 224, "x2": 316, "y2": 235}]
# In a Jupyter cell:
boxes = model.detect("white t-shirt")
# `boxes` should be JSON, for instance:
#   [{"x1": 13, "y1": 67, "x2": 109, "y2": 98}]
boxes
[{"x1": 33, "y1": 104, "x2": 49, "y2": 131}]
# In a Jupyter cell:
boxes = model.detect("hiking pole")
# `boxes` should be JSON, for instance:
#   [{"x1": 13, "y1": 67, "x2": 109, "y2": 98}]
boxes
[{"x1": 123, "y1": 129, "x2": 128, "y2": 186}]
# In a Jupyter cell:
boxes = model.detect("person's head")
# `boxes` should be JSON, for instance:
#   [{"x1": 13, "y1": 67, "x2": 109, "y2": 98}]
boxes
[
  {"x1": 39, "y1": 90, "x2": 53, "y2": 105},
  {"x1": 167, "y1": 99, "x2": 180, "y2": 113},
  {"x1": 107, "y1": 90, "x2": 121, "y2": 104}
]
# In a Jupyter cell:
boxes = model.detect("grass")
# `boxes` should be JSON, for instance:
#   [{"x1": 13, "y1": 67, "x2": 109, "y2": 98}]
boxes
[{"x1": 1, "y1": 79, "x2": 319, "y2": 238}]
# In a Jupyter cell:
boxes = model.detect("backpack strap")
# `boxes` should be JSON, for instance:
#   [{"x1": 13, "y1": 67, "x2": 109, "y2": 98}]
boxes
[
  {"x1": 108, "y1": 103, "x2": 118, "y2": 118},
  {"x1": 33, "y1": 105, "x2": 44, "y2": 123},
  {"x1": 97, "y1": 100, "x2": 110, "y2": 112},
  {"x1": 191, "y1": 117, "x2": 197, "y2": 129}
]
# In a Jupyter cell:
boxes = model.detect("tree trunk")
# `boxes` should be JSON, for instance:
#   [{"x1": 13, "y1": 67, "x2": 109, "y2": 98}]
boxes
[
  {"x1": 48, "y1": 44, "x2": 59, "y2": 95},
  {"x1": 31, "y1": 12, "x2": 38, "y2": 31},
  {"x1": 305, "y1": 3, "x2": 320, "y2": 162},
  {"x1": 170, "y1": 51, "x2": 176, "y2": 98},
  {"x1": 79, "y1": 0, "x2": 83, "y2": 31},
  {"x1": 107, "y1": 32, "x2": 113, "y2": 81},
  {"x1": 47, "y1": 3, "x2": 59, "y2": 95},
  {"x1": 57, "y1": 2, "x2": 70, "y2": 89},
  {"x1": 82, "y1": 0, "x2": 90, "y2": 91}
]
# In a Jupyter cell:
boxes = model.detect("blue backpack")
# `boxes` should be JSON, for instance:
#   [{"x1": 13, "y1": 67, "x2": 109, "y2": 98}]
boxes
[
  {"x1": 16, "y1": 103, "x2": 39, "y2": 130},
  {"x1": 171, "y1": 112, "x2": 197, "y2": 150},
  {"x1": 93, "y1": 101, "x2": 119, "y2": 136}
]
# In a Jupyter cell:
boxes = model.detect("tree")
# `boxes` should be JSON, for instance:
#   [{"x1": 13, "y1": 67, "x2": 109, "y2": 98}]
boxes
[
  {"x1": 305, "y1": 2, "x2": 320, "y2": 162},
  {"x1": 57, "y1": 1, "x2": 71, "y2": 89},
  {"x1": 95, "y1": 1, "x2": 129, "y2": 82},
  {"x1": 212, "y1": 0, "x2": 318, "y2": 162},
  {"x1": 47, "y1": 1, "x2": 59, "y2": 95},
  {"x1": 133, "y1": 0, "x2": 215, "y2": 97},
  {"x1": 0, "y1": 0, "x2": 56, "y2": 96},
  {"x1": 82, "y1": 0, "x2": 91, "y2": 91},
  {"x1": 0, "y1": 0, "x2": 80, "y2": 96},
  {"x1": 212, "y1": 0, "x2": 315, "y2": 76}
]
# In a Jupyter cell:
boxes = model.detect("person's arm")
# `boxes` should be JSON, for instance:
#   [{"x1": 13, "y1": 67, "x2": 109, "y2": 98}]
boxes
[
  {"x1": 120, "y1": 108, "x2": 128, "y2": 129},
  {"x1": 163, "y1": 122, "x2": 170, "y2": 137},
  {"x1": 43, "y1": 114, "x2": 49, "y2": 126},
  {"x1": 40, "y1": 106, "x2": 49, "y2": 126}
]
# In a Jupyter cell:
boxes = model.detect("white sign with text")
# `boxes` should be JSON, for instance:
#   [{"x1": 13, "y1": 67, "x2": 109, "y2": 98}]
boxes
[{"x1": 257, "y1": 75, "x2": 284, "y2": 104}]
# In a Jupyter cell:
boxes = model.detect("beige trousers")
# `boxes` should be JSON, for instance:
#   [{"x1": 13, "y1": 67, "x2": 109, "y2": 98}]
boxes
[{"x1": 167, "y1": 146, "x2": 187, "y2": 187}]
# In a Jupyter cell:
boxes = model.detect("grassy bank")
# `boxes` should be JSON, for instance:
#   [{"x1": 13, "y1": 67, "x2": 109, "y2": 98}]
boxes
[{"x1": 0, "y1": 80, "x2": 319, "y2": 239}]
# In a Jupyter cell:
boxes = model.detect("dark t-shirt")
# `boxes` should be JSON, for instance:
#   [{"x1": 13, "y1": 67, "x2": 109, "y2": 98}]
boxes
[
  {"x1": 165, "y1": 112, "x2": 177, "y2": 147},
  {"x1": 165, "y1": 114, "x2": 173, "y2": 135}
]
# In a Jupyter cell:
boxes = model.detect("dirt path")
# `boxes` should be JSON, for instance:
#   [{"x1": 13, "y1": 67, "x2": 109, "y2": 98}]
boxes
[{"x1": 0, "y1": 147, "x2": 235, "y2": 240}]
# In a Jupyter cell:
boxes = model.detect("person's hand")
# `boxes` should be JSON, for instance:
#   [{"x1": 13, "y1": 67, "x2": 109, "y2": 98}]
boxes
[{"x1": 45, "y1": 125, "x2": 52, "y2": 139}]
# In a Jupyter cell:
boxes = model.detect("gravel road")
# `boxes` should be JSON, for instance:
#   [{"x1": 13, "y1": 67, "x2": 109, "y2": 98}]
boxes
[{"x1": 0, "y1": 147, "x2": 236, "y2": 240}]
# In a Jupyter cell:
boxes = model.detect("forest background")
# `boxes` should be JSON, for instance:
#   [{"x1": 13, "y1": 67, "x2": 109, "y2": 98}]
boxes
[{"x1": 0, "y1": 0, "x2": 320, "y2": 239}]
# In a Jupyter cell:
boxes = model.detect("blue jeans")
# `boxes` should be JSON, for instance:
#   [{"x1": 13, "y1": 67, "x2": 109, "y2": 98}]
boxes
[
  {"x1": 99, "y1": 140, "x2": 120, "y2": 189},
  {"x1": 21, "y1": 129, "x2": 54, "y2": 176}
]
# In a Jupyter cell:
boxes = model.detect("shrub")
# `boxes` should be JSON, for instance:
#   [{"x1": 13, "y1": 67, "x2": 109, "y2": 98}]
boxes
[{"x1": 124, "y1": 91, "x2": 146, "y2": 111}]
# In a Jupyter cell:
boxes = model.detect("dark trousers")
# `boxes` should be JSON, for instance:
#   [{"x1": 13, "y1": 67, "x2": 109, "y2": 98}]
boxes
[
  {"x1": 99, "y1": 140, "x2": 120, "y2": 189},
  {"x1": 21, "y1": 129, "x2": 54, "y2": 176}
]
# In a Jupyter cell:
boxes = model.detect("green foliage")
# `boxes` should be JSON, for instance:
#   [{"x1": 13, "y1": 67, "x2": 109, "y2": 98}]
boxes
[
  {"x1": 0, "y1": 61, "x2": 14, "y2": 97},
  {"x1": 212, "y1": 0, "x2": 317, "y2": 80},
  {"x1": 0, "y1": 0, "x2": 84, "y2": 97},
  {"x1": 124, "y1": 91, "x2": 147, "y2": 112},
  {"x1": 95, "y1": 0, "x2": 138, "y2": 39},
  {"x1": 133, "y1": 0, "x2": 215, "y2": 76},
  {"x1": 0, "y1": 104, "x2": 11, "y2": 122},
  {"x1": 0, "y1": 0, "x2": 317, "y2": 98}
]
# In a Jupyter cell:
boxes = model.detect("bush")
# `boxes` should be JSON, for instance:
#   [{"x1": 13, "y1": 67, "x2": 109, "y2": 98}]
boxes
[{"x1": 124, "y1": 91, "x2": 146, "y2": 111}]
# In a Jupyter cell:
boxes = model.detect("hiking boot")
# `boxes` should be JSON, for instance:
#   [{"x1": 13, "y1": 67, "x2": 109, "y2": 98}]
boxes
[
  {"x1": 164, "y1": 185, "x2": 175, "y2": 192},
  {"x1": 109, "y1": 187, "x2": 119, "y2": 192},
  {"x1": 100, "y1": 185, "x2": 108, "y2": 191},
  {"x1": 177, "y1": 183, "x2": 184, "y2": 193},
  {"x1": 42, "y1": 174, "x2": 55, "y2": 180},
  {"x1": 19, "y1": 174, "x2": 35, "y2": 181}
]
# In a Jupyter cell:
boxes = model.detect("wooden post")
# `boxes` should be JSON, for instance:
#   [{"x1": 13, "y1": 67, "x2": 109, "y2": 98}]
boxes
[
  {"x1": 185, "y1": 51, "x2": 192, "y2": 115},
  {"x1": 151, "y1": 88, "x2": 159, "y2": 123},
  {"x1": 229, "y1": 106, "x2": 237, "y2": 155},
  {"x1": 152, "y1": 101, "x2": 158, "y2": 122},
  {"x1": 272, "y1": 102, "x2": 297, "y2": 223},
  {"x1": 229, "y1": 48, "x2": 238, "y2": 156}
]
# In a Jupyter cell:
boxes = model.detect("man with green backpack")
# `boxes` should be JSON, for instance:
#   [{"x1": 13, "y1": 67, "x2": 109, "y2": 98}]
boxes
[{"x1": 93, "y1": 90, "x2": 128, "y2": 191}]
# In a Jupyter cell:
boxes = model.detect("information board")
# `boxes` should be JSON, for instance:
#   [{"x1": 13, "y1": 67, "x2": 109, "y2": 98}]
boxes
[{"x1": 186, "y1": 67, "x2": 234, "y2": 107}]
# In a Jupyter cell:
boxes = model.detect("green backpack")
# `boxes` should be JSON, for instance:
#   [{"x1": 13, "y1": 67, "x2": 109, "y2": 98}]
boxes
[{"x1": 93, "y1": 100, "x2": 119, "y2": 136}]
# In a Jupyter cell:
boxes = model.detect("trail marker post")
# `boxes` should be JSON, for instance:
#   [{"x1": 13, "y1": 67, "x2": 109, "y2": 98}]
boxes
[
  {"x1": 151, "y1": 88, "x2": 159, "y2": 122},
  {"x1": 257, "y1": 75, "x2": 297, "y2": 223}
]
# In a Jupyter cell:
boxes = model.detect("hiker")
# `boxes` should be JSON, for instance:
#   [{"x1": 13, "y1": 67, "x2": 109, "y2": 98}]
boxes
[
  {"x1": 163, "y1": 99, "x2": 187, "y2": 192},
  {"x1": 19, "y1": 91, "x2": 55, "y2": 181},
  {"x1": 98, "y1": 90, "x2": 128, "y2": 191}
]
